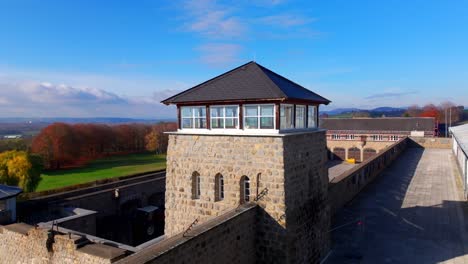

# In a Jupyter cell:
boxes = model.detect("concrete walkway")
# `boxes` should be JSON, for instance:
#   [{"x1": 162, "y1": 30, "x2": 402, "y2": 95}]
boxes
[{"x1": 325, "y1": 148, "x2": 468, "y2": 264}]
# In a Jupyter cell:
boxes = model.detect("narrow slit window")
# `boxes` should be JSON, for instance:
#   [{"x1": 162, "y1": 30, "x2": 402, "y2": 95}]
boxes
[
  {"x1": 215, "y1": 174, "x2": 224, "y2": 201},
  {"x1": 240, "y1": 176, "x2": 250, "y2": 203},
  {"x1": 192, "y1": 172, "x2": 201, "y2": 199}
]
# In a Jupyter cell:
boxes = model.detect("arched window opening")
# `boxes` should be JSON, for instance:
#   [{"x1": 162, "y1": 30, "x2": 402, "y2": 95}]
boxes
[
  {"x1": 240, "y1": 176, "x2": 251, "y2": 204},
  {"x1": 192, "y1": 172, "x2": 201, "y2": 199},
  {"x1": 215, "y1": 174, "x2": 224, "y2": 201}
]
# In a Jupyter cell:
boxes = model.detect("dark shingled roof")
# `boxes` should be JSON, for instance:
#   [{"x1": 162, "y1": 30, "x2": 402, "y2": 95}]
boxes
[
  {"x1": 0, "y1": 184, "x2": 22, "y2": 200},
  {"x1": 162, "y1": 61, "x2": 331, "y2": 105},
  {"x1": 320, "y1": 117, "x2": 435, "y2": 132}
]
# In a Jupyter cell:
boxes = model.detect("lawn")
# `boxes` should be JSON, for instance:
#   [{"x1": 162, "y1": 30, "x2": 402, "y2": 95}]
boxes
[{"x1": 36, "y1": 153, "x2": 166, "y2": 192}]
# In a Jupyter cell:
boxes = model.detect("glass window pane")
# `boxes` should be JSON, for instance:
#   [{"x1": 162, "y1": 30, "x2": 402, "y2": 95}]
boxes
[
  {"x1": 225, "y1": 118, "x2": 237, "y2": 128},
  {"x1": 195, "y1": 118, "x2": 207, "y2": 128},
  {"x1": 296, "y1": 106, "x2": 305, "y2": 129},
  {"x1": 260, "y1": 117, "x2": 274, "y2": 129},
  {"x1": 280, "y1": 105, "x2": 294, "y2": 129},
  {"x1": 211, "y1": 118, "x2": 224, "y2": 129},
  {"x1": 261, "y1": 105, "x2": 274, "y2": 116},
  {"x1": 245, "y1": 106, "x2": 258, "y2": 116},
  {"x1": 194, "y1": 107, "x2": 206, "y2": 117},
  {"x1": 245, "y1": 117, "x2": 258, "y2": 129},
  {"x1": 182, "y1": 118, "x2": 192, "y2": 128},
  {"x1": 211, "y1": 107, "x2": 223, "y2": 118},
  {"x1": 181, "y1": 107, "x2": 192, "y2": 118},
  {"x1": 308, "y1": 106, "x2": 316, "y2": 128},
  {"x1": 225, "y1": 106, "x2": 237, "y2": 117}
]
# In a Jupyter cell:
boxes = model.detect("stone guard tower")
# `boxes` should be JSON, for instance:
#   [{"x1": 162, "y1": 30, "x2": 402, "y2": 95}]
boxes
[{"x1": 161, "y1": 61, "x2": 331, "y2": 263}]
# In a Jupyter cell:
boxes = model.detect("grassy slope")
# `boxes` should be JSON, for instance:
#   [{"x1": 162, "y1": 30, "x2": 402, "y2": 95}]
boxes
[{"x1": 36, "y1": 153, "x2": 166, "y2": 191}]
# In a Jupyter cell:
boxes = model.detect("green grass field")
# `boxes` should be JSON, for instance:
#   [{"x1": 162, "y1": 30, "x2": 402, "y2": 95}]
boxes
[{"x1": 36, "y1": 153, "x2": 166, "y2": 192}]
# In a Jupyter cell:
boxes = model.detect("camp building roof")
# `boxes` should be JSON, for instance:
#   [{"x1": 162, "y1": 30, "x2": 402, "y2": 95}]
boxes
[
  {"x1": 0, "y1": 184, "x2": 22, "y2": 200},
  {"x1": 320, "y1": 117, "x2": 435, "y2": 132},
  {"x1": 162, "y1": 61, "x2": 330, "y2": 105}
]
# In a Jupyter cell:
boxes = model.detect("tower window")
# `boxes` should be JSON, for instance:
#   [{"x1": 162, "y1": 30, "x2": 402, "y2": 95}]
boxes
[
  {"x1": 181, "y1": 106, "x2": 207, "y2": 129},
  {"x1": 192, "y1": 172, "x2": 201, "y2": 199},
  {"x1": 240, "y1": 176, "x2": 250, "y2": 204},
  {"x1": 210, "y1": 106, "x2": 239, "y2": 129},
  {"x1": 307, "y1": 105, "x2": 317, "y2": 128},
  {"x1": 295, "y1": 105, "x2": 306, "y2": 128},
  {"x1": 215, "y1": 174, "x2": 224, "y2": 201},
  {"x1": 244, "y1": 105, "x2": 275, "y2": 129}
]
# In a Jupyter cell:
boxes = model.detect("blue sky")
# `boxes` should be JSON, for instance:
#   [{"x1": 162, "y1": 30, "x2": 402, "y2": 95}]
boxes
[{"x1": 0, "y1": 0, "x2": 467, "y2": 118}]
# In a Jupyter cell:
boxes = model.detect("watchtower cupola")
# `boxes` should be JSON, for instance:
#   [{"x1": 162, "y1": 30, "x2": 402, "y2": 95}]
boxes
[{"x1": 162, "y1": 61, "x2": 330, "y2": 134}]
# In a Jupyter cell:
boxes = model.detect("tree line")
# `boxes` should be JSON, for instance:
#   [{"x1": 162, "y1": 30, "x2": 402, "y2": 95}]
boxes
[
  {"x1": 403, "y1": 102, "x2": 464, "y2": 124},
  {"x1": 31, "y1": 122, "x2": 176, "y2": 170}
]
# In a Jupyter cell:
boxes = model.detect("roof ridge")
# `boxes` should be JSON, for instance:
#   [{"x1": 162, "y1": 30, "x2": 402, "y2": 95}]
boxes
[
  {"x1": 161, "y1": 61, "x2": 256, "y2": 105},
  {"x1": 256, "y1": 63, "x2": 330, "y2": 103},
  {"x1": 250, "y1": 62, "x2": 287, "y2": 98}
]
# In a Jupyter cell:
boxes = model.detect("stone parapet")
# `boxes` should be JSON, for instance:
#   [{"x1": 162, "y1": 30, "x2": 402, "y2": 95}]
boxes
[{"x1": 0, "y1": 223, "x2": 126, "y2": 264}]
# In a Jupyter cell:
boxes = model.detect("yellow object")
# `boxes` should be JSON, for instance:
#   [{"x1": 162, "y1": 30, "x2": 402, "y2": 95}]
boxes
[{"x1": 346, "y1": 158, "x2": 356, "y2": 164}]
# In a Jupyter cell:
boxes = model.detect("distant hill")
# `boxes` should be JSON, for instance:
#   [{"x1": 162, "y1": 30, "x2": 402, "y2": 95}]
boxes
[
  {"x1": 323, "y1": 107, "x2": 407, "y2": 118},
  {"x1": 0, "y1": 117, "x2": 176, "y2": 124},
  {"x1": 0, "y1": 117, "x2": 177, "y2": 137}
]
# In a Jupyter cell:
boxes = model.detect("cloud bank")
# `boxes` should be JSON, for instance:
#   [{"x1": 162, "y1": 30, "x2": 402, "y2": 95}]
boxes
[{"x1": 0, "y1": 81, "x2": 177, "y2": 118}]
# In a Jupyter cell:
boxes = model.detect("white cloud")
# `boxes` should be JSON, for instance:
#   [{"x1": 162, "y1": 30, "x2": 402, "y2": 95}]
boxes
[
  {"x1": 0, "y1": 80, "x2": 178, "y2": 118},
  {"x1": 183, "y1": 0, "x2": 245, "y2": 38},
  {"x1": 0, "y1": 97, "x2": 8, "y2": 105},
  {"x1": 197, "y1": 43, "x2": 242, "y2": 67}
]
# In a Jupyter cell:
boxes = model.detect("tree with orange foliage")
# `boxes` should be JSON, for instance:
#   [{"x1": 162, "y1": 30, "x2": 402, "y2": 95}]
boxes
[
  {"x1": 31, "y1": 123, "x2": 78, "y2": 169},
  {"x1": 420, "y1": 104, "x2": 440, "y2": 120}
]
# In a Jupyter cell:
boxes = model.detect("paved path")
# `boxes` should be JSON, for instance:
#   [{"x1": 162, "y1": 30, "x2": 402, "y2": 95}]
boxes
[{"x1": 325, "y1": 148, "x2": 468, "y2": 264}]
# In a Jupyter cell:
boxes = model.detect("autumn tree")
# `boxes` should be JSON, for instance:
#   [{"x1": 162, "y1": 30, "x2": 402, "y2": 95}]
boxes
[
  {"x1": 420, "y1": 104, "x2": 440, "y2": 119},
  {"x1": 145, "y1": 130, "x2": 159, "y2": 152},
  {"x1": 0, "y1": 151, "x2": 42, "y2": 192},
  {"x1": 31, "y1": 123, "x2": 78, "y2": 169}
]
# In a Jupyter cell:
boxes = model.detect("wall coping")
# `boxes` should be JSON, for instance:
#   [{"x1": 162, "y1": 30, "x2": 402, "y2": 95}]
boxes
[
  {"x1": 38, "y1": 207, "x2": 97, "y2": 227},
  {"x1": 165, "y1": 129, "x2": 326, "y2": 137},
  {"x1": 329, "y1": 138, "x2": 407, "y2": 185},
  {"x1": 77, "y1": 243, "x2": 127, "y2": 261},
  {"x1": 116, "y1": 203, "x2": 258, "y2": 264},
  {"x1": 2, "y1": 223, "x2": 34, "y2": 236}
]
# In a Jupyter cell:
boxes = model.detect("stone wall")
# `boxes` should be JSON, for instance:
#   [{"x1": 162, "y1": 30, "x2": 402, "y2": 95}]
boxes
[
  {"x1": 328, "y1": 138, "x2": 408, "y2": 215},
  {"x1": 117, "y1": 204, "x2": 257, "y2": 264},
  {"x1": 164, "y1": 130, "x2": 330, "y2": 263},
  {"x1": 282, "y1": 132, "x2": 330, "y2": 263},
  {"x1": 164, "y1": 133, "x2": 285, "y2": 237},
  {"x1": 408, "y1": 137, "x2": 452, "y2": 149},
  {"x1": 0, "y1": 223, "x2": 126, "y2": 264},
  {"x1": 18, "y1": 173, "x2": 165, "y2": 225}
]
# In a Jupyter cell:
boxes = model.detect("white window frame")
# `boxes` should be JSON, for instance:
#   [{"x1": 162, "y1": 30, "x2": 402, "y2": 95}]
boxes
[
  {"x1": 331, "y1": 134, "x2": 340, "y2": 140},
  {"x1": 295, "y1": 105, "x2": 306, "y2": 129},
  {"x1": 371, "y1": 135, "x2": 384, "y2": 141},
  {"x1": 210, "y1": 105, "x2": 239, "y2": 130},
  {"x1": 345, "y1": 134, "x2": 355, "y2": 140},
  {"x1": 390, "y1": 135, "x2": 399, "y2": 141},
  {"x1": 243, "y1": 104, "x2": 276, "y2": 130},
  {"x1": 181, "y1": 106, "x2": 207, "y2": 129}
]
